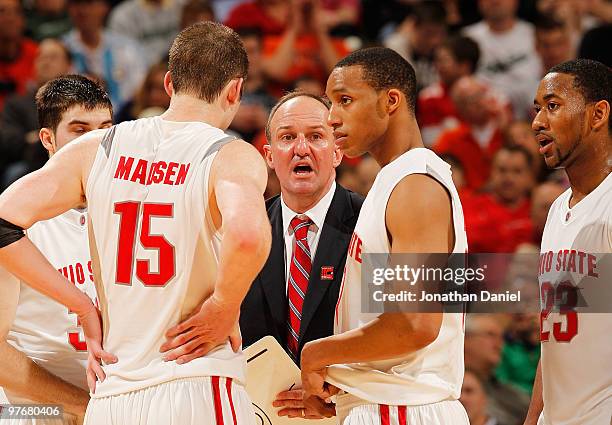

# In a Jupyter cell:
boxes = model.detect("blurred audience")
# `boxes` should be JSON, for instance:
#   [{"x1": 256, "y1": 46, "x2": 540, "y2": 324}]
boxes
[
  {"x1": 496, "y1": 313, "x2": 540, "y2": 395},
  {"x1": 354, "y1": 154, "x2": 379, "y2": 196},
  {"x1": 258, "y1": 0, "x2": 350, "y2": 91},
  {"x1": 230, "y1": 28, "x2": 276, "y2": 144},
  {"x1": 460, "y1": 369, "x2": 503, "y2": 425},
  {"x1": 108, "y1": 0, "x2": 183, "y2": 66},
  {"x1": 578, "y1": 23, "x2": 612, "y2": 66},
  {"x1": 464, "y1": 314, "x2": 530, "y2": 425},
  {"x1": 0, "y1": 0, "x2": 37, "y2": 111},
  {"x1": 534, "y1": 16, "x2": 574, "y2": 74},
  {"x1": 180, "y1": 0, "x2": 215, "y2": 29},
  {"x1": 503, "y1": 120, "x2": 545, "y2": 181},
  {"x1": 64, "y1": 0, "x2": 147, "y2": 112},
  {"x1": 526, "y1": 181, "x2": 566, "y2": 246},
  {"x1": 226, "y1": 0, "x2": 360, "y2": 37},
  {"x1": 433, "y1": 76, "x2": 510, "y2": 191},
  {"x1": 115, "y1": 61, "x2": 169, "y2": 123},
  {"x1": 464, "y1": 0, "x2": 540, "y2": 120},
  {"x1": 384, "y1": 0, "x2": 447, "y2": 92},
  {"x1": 463, "y1": 145, "x2": 535, "y2": 253},
  {"x1": 25, "y1": 0, "x2": 72, "y2": 41},
  {"x1": 418, "y1": 35, "x2": 480, "y2": 146},
  {"x1": 1, "y1": 38, "x2": 72, "y2": 189}
]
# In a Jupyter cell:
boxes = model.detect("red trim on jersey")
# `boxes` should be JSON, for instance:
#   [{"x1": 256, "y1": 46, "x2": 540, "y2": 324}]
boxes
[
  {"x1": 226, "y1": 378, "x2": 238, "y2": 425},
  {"x1": 212, "y1": 376, "x2": 224, "y2": 425},
  {"x1": 398, "y1": 405, "x2": 407, "y2": 425},
  {"x1": 380, "y1": 405, "x2": 390, "y2": 425}
]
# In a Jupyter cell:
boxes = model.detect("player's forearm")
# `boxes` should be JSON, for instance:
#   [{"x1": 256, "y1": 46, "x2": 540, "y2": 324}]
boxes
[
  {"x1": 0, "y1": 239, "x2": 94, "y2": 316},
  {"x1": 0, "y1": 341, "x2": 88, "y2": 416},
  {"x1": 301, "y1": 312, "x2": 442, "y2": 370},
  {"x1": 213, "y1": 215, "x2": 271, "y2": 307},
  {"x1": 523, "y1": 359, "x2": 544, "y2": 425}
]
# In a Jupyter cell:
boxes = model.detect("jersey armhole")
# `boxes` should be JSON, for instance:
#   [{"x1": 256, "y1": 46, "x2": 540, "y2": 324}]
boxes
[{"x1": 384, "y1": 171, "x2": 456, "y2": 251}]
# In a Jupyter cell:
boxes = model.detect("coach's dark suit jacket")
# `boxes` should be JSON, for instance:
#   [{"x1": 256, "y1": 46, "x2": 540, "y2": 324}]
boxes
[{"x1": 240, "y1": 184, "x2": 363, "y2": 365}]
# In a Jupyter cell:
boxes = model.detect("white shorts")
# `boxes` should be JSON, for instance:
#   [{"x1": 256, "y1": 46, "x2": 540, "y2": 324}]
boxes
[
  {"x1": 336, "y1": 399, "x2": 469, "y2": 425},
  {"x1": 85, "y1": 376, "x2": 255, "y2": 425}
]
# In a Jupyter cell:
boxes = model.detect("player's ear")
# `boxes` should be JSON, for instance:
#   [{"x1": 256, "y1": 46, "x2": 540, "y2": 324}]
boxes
[
  {"x1": 263, "y1": 143, "x2": 275, "y2": 169},
  {"x1": 163, "y1": 71, "x2": 174, "y2": 97},
  {"x1": 39, "y1": 128, "x2": 55, "y2": 156},
  {"x1": 590, "y1": 99, "x2": 610, "y2": 132},
  {"x1": 386, "y1": 89, "x2": 402, "y2": 115},
  {"x1": 226, "y1": 78, "x2": 243, "y2": 106}
]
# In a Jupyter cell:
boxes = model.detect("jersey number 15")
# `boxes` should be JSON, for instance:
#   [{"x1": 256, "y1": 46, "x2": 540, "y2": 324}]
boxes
[{"x1": 114, "y1": 201, "x2": 176, "y2": 287}]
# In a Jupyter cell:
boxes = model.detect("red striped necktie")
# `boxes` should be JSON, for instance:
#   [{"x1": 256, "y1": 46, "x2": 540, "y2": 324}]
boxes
[{"x1": 287, "y1": 215, "x2": 312, "y2": 357}]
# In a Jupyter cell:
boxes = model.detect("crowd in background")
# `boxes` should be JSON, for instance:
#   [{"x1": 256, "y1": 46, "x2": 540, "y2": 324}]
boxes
[{"x1": 0, "y1": 0, "x2": 610, "y2": 424}]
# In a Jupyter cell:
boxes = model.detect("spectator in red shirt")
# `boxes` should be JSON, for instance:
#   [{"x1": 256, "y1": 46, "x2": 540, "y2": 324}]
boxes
[
  {"x1": 463, "y1": 145, "x2": 535, "y2": 253},
  {"x1": 528, "y1": 181, "x2": 566, "y2": 246},
  {"x1": 0, "y1": 0, "x2": 37, "y2": 111},
  {"x1": 433, "y1": 75, "x2": 511, "y2": 190},
  {"x1": 418, "y1": 35, "x2": 480, "y2": 146}
]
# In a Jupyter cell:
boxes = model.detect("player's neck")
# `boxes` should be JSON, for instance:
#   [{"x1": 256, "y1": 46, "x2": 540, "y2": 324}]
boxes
[
  {"x1": 565, "y1": 139, "x2": 611, "y2": 207},
  {"x1": 370, "y1": 117, "x2": 424, "y2": 167},
  {"x1": 162, "y1": 95, "x2": 228, "y2": 129}
]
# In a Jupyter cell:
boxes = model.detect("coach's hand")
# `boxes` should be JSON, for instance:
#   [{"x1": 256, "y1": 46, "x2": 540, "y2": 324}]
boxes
[
  {"x1": 160, "y1": 293, "x2": 242, "y2": 364},
  {"x1": 273, "y1": 388, "x2": 335, "y2": 419},
  {"x1": 81, "y1": 305, "x2": 118, "y2": 393}
]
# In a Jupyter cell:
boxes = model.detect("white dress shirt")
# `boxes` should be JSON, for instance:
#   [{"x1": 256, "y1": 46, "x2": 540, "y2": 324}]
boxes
[{"x1": 280, "y1": 181, "x2": 336, "y2": 294}]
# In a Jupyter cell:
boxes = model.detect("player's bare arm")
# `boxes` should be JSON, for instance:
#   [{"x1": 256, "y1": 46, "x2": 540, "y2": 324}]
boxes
[
  {"x1": 523, "y1": 359, "x2": 544, "y2": 425},
  {"x1": 300, "y1": 174, "x2": 453, "y2": 398},
  {"x1": 160, "y1": 140, "x2": 272, "y2": 363},
  {"x1": 0, "y1": 130, "x2": 117, "y2": 386},
  {"x1": 0, "y1": 268, "x2": 89, "y2": 421}
]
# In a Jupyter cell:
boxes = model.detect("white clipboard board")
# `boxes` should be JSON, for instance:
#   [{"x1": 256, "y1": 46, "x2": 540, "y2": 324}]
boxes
[{"x1": 244, "y1": 336, "x2": 336, "y2": 425}]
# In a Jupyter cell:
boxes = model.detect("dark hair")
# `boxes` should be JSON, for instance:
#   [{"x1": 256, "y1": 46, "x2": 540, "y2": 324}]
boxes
[
  {"x1": 265, "y1": 91, "x2": 330, "y2": 142},
  {"x1": 169, "y1": 21, "x2": 248, "y2": 103},
  {"x1": 441, "y1": 36, "x2": 480, "y2": 74},
  {"x1": 36, "y1": 75, "x2": 112, "y2": 131},
  {"x1": 412, "y1": 0, "x2": 447, "y2": 27},
  {"x1": 496, "y1": 144, "x2": 534, "y2": 169},
  {"x1": 548, "y1": 59, "x2": 612, "y2": 131},
  {"x1": 534, "y1": 15, "x2": 566, "y2": 33},
  {"x1": 236, "y1": 27, "x2": 263, "y2": 44},
  {"x1": 335, "y1": 47, "x2": 417, "y2": 113},
  {"x1": 181, "y1": 0, "x2": 214, "y2": 17}
]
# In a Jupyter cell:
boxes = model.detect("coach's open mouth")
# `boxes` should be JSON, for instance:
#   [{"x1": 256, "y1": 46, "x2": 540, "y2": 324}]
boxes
[{"x1": 293, "y1": 163, "x2": 313, "y2": 176}]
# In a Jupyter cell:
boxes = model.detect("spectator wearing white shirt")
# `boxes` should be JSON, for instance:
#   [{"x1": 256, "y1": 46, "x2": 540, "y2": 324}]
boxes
[
  {"x1": 63, "y1": 0, "x2": 147, "y2": 112},
  {"x1": 463, "y1": 0, "x2": 540, "y2": 120}
]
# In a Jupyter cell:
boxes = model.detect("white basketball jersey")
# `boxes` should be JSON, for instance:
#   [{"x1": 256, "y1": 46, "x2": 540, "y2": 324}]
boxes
[
  {"x1": 86, "y1": 117, "x2": 240, "y2": 398},
  {"x1": 327, "y1": 148, "x2": 468, "y2": 406},
  {"x1": 538, "y1": 172, "x2": 612, "y2": 425},
  {"x1": 5, "y1": 209, "x2": 95, "y2": 400}
]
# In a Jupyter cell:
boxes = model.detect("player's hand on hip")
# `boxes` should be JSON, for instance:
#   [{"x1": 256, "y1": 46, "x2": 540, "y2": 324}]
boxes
[
  {"x1": 273, "y1": 388, "x2": 336, "y2": 419},
  {"x1": 160, "y1": 293, "x2": 242, "y2": 364},
  {"x1": 81, "y1": 306, "x2": 117, "y2": 393}
]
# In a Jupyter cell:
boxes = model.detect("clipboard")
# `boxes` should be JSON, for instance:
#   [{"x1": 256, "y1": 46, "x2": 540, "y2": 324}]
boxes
[{"x1": 244, "y1": 336, "x2": 336, "y2": 425}]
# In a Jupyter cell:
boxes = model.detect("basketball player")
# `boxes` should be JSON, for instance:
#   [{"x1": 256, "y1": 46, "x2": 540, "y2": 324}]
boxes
[
  {"x1": 524, "y1": 59, "x2": 611, "y2": 425},
  {"x1": 0, "y1": 22, "x2": 271, "y2": 425},
  {"x1": 0, "y1": 75, "x2": 112, "y2": 425},
  {"x1": 299, "y1": 47, "x2": 470, "y2": 424}
]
